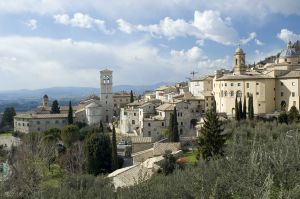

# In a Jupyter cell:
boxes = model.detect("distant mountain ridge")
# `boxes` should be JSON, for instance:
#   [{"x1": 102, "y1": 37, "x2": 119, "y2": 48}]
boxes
[{"x1": 0, "y1": 82, "x2": 170, "y2": 101}]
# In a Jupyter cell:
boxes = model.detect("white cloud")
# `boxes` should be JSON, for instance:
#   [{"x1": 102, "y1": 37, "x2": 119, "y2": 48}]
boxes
[
  {"x1": 117, "y1": 10, "x2": 242, "y2": 45},
  {"x1": 0, "y1": 36, "x2": 230, "y2": 90},
  {"x1": 170, "y1": 46, "x2": 205, "y2": 61},
  {"x1": 116, "y1": 19, "x2": 135, "y2": 34},
  {"x1": 25, "y1": 19, "x2": 38, "y2": 30},
  {"x1": 277, "y1": 29, "x2": 300, "y2": 43},
  {"x1": 54, "y1": 12, "x2": 112, "y2": 34},
  {"x1": 193, "y1": 10, "x2": 238, "y2": 45},
  {"x1": 240, "y1": 32, "x2": 257, "y2": 45}
]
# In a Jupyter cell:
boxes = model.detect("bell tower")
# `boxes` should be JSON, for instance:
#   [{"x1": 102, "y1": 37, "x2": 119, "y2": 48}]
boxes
[
  {"x1": 100, "y1": 69, "x2": 114, "y2": 123},
  {"x1": 42, "y1": 95, "x2": 49, "y2": 107},
  {"x1": 234, "y1": 47, "x2": 246, "y2": 75}
]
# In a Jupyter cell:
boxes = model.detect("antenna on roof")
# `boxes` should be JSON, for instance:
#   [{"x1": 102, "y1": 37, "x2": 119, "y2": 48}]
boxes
[{"x1": 190, "y1": 71, "x2": 198, "y2": 78}]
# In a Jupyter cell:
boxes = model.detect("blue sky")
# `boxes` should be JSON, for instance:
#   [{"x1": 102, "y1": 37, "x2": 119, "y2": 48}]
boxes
[{"x1": 0, "y1": 0, "x2": 300, "y2": 90}]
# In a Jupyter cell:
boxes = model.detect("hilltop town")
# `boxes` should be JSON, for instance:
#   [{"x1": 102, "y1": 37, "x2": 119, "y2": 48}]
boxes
[{"x1": 0, "y1": 40, "x2": 294, "y2": 193}]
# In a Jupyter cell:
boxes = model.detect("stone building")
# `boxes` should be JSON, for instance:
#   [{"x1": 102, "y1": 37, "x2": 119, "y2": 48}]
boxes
[{"x1": 213, "y1": 41, "x2": 300, "y2": 117}]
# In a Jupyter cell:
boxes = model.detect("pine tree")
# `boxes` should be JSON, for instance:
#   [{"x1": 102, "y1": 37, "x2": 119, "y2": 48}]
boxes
[
  {"x1": 278, "y1": 111, "x2": 288, "y2": 124},
  {"x1": 130, "y1": 90, "x2": 134, "y2": 103},
  {"x1": 239, "y1": 98, "x2": 243, "y2": 120},
  {"x1": 235, "y1": 96, "x2": 240, "y2": 121},
  {"x1": 0, "y1": 107, "x2": 16, "y2": 128},
  {"x1": 197, "y1": 110, "x2": 226, "y2": 160},
  {"x1": 111, "y1": 125, "x2": 118, "y2": 171},
  {"x1": 243, "y1": 96, "x2": 247, "y2": 119},
  {"x1": 68, "y1": 101, "x2": 73, "y2": 125},
  {"x1": 51, "y1": 100, "x2": 60, "y2": 114}
]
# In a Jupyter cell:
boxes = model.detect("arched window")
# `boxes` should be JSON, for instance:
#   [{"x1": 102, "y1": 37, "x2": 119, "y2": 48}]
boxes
[
  {"x1": 224, "y1": 91, "x2": 228, "y2": 97},
  {"x1": 236, "y1": 90, "x2": 242, "y2": 97},
  {"x1": 230, "y1": 91, "x2": 234, "y2": 97}
]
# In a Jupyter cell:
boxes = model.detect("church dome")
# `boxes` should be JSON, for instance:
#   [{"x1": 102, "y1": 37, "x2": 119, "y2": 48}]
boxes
[
  {"x1": 235, "y1": 47, "x2": 244, "y2": 54},
  {"x1": 43, "y1": 94, "x2": 48, "y2": 99}
]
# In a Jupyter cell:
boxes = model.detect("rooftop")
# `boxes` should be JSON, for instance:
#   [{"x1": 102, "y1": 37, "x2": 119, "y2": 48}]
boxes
[{"x1": 15, "y1": 113, "x2": 68, "y2": 119}]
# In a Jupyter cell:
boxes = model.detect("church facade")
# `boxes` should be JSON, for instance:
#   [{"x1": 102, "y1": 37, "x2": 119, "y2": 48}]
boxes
[{"x1": 211, "y1": 41, "x2": 300, "y2": 117}]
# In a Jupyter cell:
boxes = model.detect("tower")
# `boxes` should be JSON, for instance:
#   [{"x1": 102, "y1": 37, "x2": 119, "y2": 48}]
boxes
[
  {"x1": 100, "y1": 69, "x2": 114, "y2": 123},
  {"x1": 234, "y1": 47, "x2": 246, "y2": 75},
  {"x1": 42, "y1": 95, "x2": 49, "y2": 107}
]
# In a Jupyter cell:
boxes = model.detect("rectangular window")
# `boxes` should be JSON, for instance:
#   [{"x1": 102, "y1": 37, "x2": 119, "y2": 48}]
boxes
[
  {"x1": 256, "y1": 82, "x2": 259, "y2": 85},
  {"x1": 231, "y1": 83, "x2": 234, "y2": 86},
  {"x1": 246, "y1": 83, "x2": 249, "y2": 88},
  {"x1": 238, "y1": 83, "x2": 241, "y2": 86},
  {"x1": 36, "y1": 121, "x2": 40, "y2": 125},
  {"x1": 134, "y1": 113, "x2": 136, "y2": 116},
  {"x1": 281, "y1": 82, "x2": 284, "y2": 86},
  {"x1": 292, "y1": 92, "x2": 295, "y2": 97},
  {"x1": 132, "y1": 120, "x2": 135, "y2": 125},
  {"x1": 162, "y1": 122, "x2": 164, "y2": 127},
  {"x1": 281, "y1": 92, "x2": 284, "y2": 97},
  {"x1": 225, "y1": 83, "x2": 227, "y2": 87},
  {"x1": 148, "y1": 123, "x2": 151, "y2": 127},
  {"x1": 256, "y1": 92, "x2": 259, "y2": 95}
]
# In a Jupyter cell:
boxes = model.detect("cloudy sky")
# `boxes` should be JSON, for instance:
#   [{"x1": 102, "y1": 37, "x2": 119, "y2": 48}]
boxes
[{"x1": 0, "y1": 0, "x2": 300, "y2": 90}]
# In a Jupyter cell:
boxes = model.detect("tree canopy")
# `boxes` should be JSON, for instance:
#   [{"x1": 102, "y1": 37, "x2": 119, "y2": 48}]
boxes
[{"x1": 51, "y1": 100, "x2": 60, "y2": 114}]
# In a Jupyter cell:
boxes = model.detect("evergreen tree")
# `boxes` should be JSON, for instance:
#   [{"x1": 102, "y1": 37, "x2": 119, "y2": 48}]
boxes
[
  {"x1": 243, "y1": 96, "x2": 247, "y2": 119},
  {"x1": 61, "y1": 125, "x2": 80, "y2": 147},
  {"x1": 111, "y1": 125, "x2": 118, "y2": 171},
  {"x1": 288, "y1": 106, "x2": 299, "y2": 123},
  {"x1": 99, "y1": 121, "x2": 104, "y2": 133},
  {"x1": 68, "y1": 101, "x2": 73, "y2": 125},
  {"x1": 168, "y1": 107, "x2": 179, "y2": 142},
  {"x1": 212, "y1": 98, "x2": 217, "y2": 113},
  {"x1": 238, "y1": 98, "x2": 243, "y2": 120},
  {"x1": 161, "y1": 150, "x2": 176, "y2": 175},
  {"x1": 51, "y1": 100, "x2": 60, "y2": 114},
  {"x1": 248, "y1": 94, "x2": 254, "y2": 120},
  {"x1": 168, "y1": 113, "x2": 174, "y2": 141},
  {"x1": 235, "y1": 96, "x2": 240, "y2": 121},
  {"x1": 84, "y1": 133, "x2": 112, "y2": 175},
  {"x1": 0, "y1": 107, "x2": 16, "y2": 128},
  {"x1": 278, "y1": 111, "x2": 288, "y2": 124},
  {"x1": 197, "y1": 110, "x2": 226, "y2": 160},
  {"x1": 130, "y1": 90, "x2": 134, "y2": 103}
]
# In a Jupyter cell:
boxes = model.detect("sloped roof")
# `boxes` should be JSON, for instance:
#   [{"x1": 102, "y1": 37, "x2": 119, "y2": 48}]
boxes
[
  {"x1": 156, "y1": 103, "x2": 175, "y2": 111},
  {"x1": 278, "y1": 70, "x2": 300, "y2": 78},
  {"x1": 216, "y1": 73, "x2": 273, "y2": 81},
  {"x1": 15, "y1": 113, "x2": 68, "y2": 119}
]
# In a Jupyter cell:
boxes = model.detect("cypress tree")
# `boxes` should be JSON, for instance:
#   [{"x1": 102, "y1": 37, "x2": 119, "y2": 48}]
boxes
[
  {"x1": 197, "y1": 110, "x2": 226, "y2": 160},
  {"x1": 248, "y1": 94, "x2": 254, "y2": 120},
  {"x1": 212, "y1": 98, "x2": 216, "y2": 113},
  {"x1": 235, "y1": 96, "x2": 240, "y2": 121},
  {"x1": 239, "y1": 98, "x2": 243, "y2": 120},
  {"x1": 67, "y1": 101, "x2": 73, "y2": 125},
  {"x1": 111, "y1": 125, "x2": 118, "y2": 171},
  {"x1": 130, "y1": 90, "x2": 134, "y2": 103},
  {"x1": 99, "y1": 121, "x2": 104, "y2": 133},
  {"x1": 168, "y1": 113, "x2": 174, "y2": 142},
  {"x1": 243, "y1": 96, "x2": 247, "y2": 119},
  {"x1": 288, "y1": 106, "x2": 299, "y2": 123},
  {"x1": 84, "y1": 133, "x2": 112, "y2": 175},
  {"x1": 51, "y1": 100, "x2": 60, "y2": 114},
  {"x1": 172, "y1": 107, "x2": 179, "y2": 142}
]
